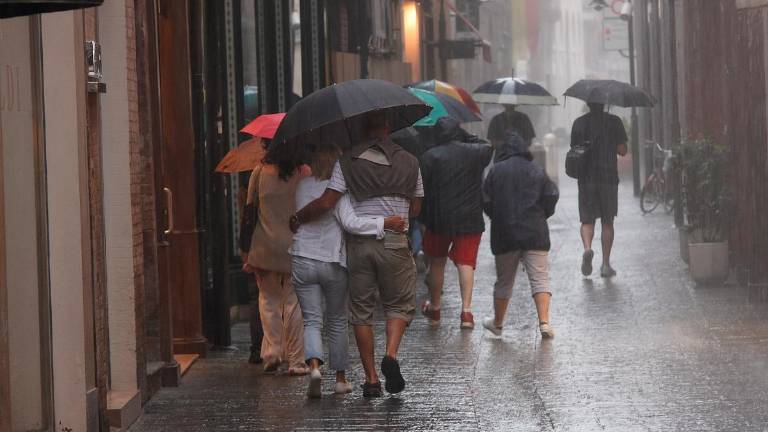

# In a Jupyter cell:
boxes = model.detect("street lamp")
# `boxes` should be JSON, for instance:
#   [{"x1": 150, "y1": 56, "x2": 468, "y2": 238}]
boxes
[{"x1": 621, "y1": 0, "x2": 642, "y2": 196}]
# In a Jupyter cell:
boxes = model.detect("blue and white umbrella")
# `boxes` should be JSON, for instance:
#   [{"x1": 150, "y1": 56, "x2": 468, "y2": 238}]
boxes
[{"x1": 473, "y1": 77, "x2": 559, "y2": 106}]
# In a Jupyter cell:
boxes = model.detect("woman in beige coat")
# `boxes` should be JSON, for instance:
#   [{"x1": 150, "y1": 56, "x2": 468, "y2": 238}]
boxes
[{"x1": 244, "y1": 143, "x2": 311, "y2": 375}]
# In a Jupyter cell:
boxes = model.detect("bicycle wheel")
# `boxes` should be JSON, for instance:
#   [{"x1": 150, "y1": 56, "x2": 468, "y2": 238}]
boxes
[{"x1": 640, "y1": 174, "x2": 662, "y2": 213}]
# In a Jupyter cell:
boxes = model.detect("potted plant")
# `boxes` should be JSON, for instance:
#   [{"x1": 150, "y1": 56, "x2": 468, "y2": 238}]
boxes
[{"x1": 677, "y1": 137, "x2": 731, "y2": 284}]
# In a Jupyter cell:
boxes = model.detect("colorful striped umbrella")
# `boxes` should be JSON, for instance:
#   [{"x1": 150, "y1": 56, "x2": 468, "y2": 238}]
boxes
[
  {"x1": 409, "y1": 88, "x2": 482, "y2": 127},
  {"x1": 410, "y1": 80, "x2": 482, "y2": 115}
]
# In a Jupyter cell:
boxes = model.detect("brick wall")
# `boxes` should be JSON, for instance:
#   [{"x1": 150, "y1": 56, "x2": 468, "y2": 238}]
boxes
[{"x1": 124, "y1": 0, "x2": 153, "y2": 398}]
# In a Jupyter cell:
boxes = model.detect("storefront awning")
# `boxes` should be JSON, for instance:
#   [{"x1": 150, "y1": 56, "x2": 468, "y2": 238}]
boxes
[{"x1": 0, "y1": 0, "x2": 103, "y2": 19}]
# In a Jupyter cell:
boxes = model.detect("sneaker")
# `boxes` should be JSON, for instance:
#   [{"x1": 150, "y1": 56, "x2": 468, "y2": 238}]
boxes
[
  {"x1": 421, "y1": 300, "x2": 440, "y2": 324},
  {"x1": 460, "y1": 311, "x2": 475, "y2": 329},
  {"x1": 380, "y1": 356, "x2": 406, "y2": 394},
  {"x1": 482, "y1": 317, "x2": 503, "y2": 336},
  {"x1": 307, "y1": 369, "x2": 322, "y2": 399},
  {"x1": 362, "y1": 381, "x2": 383, "y2": 398},
  {"x1": 600, "y1": 264, "x2": 617, "y2": 278},
  {"x1": 539, "y1": 322, "x2": 555, "y2": 339},
  {"x1": 334, "y1": 381, "x2": 353, "y2": 394},
  {"x1": 581, "y1": 249, "x2": 595, "y2": 276}
]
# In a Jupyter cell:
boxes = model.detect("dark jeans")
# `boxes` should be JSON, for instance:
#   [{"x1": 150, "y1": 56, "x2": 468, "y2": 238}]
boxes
[{"x1": 249, "y1": 278, "x2": 264, "y2": 355}]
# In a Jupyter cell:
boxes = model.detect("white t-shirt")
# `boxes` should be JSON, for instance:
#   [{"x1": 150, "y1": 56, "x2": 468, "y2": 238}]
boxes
[{"x1": 290, "y1": 177, "x2": 385, "y2": 265}]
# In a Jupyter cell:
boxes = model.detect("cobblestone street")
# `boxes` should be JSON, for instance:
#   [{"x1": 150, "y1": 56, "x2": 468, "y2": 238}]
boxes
[{"x1": 129, "y1": 176, "x2": 768, "y2": 432}]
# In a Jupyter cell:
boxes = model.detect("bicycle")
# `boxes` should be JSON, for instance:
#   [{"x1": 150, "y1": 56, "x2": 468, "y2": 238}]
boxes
[{"x1": 640, "y1": 141, "x2": 674, "y2": 214}]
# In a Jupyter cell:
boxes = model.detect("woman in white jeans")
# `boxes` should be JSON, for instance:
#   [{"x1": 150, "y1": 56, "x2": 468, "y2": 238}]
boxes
[{"x1": 291, "y1": 147, "x2": 404, "y2": 398}]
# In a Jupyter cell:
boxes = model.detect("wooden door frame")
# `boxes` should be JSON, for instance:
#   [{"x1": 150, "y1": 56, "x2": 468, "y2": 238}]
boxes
[
  {"x1": 157, "y1": 0, "x2": 208, "y2": 358},
  {"x1": 135, "y1": 0, "x2": 181, "y2": 390}
]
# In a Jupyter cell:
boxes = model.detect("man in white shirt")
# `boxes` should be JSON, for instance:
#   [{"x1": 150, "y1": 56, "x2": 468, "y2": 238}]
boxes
[{"x1": 290, "y1": 115, "x2": 423, "y2": 398}]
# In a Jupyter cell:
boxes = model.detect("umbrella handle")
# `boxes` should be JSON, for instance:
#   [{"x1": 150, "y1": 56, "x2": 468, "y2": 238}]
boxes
[{"x1": 163, "y1": 187, "x2": 175, "y2": 235}]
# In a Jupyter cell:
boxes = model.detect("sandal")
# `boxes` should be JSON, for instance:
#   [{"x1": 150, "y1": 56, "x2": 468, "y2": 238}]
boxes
[
  {"x1": 421, "y1": 300, "x2": 440, "y2": 324},
  {"x1": 288, "y1": 365, "x2": 310, "y2": 376}
]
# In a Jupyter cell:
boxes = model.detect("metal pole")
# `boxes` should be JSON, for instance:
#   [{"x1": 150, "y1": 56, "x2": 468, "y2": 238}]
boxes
[
  {"x1": 439, "y1": 0, "x2": 447, "y2": 80},
  {"x1": 629, "y1": 18, "x2": 641, "y2": 196}
]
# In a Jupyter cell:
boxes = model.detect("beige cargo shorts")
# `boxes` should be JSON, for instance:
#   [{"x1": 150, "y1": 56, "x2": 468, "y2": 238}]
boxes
[{"x1": 345, "y1": 232, "x2": 417, "y2": 326}]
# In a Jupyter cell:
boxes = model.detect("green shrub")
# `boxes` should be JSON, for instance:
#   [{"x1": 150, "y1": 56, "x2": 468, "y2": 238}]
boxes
[{"x1": 677, "y1": 137, "x2": 731, "y2": 243}]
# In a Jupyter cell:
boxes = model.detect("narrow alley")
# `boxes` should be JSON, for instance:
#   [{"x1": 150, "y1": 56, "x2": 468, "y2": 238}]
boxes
[{"x1": 129, "y1": 176, "x2": 768, "y2": 432}]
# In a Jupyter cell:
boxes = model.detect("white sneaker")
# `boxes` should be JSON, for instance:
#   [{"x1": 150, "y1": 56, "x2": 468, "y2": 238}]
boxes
[
  {"x1": 600, "y1": 264, "x2": 617, "y2": 278},
  {"x1": 334, "y1": 381, "x2": 353, "y2": 394},
  {"x1": 482, "y1": 317, "x2": 503, "y2": 336},
  {"x1": 539, "y1": 322, "x2": 555, "y2": 339},
  {"x1": 307, "y1": 369, "x2": 322, "y2": 399}
]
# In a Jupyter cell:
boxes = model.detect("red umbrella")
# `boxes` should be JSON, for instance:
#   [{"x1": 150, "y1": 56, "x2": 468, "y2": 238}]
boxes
[{"x1": 240, "y1": 113, "x2": 286, "y2": 139}]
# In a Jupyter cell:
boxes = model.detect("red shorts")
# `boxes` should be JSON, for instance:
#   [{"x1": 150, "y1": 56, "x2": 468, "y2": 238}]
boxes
[{"x1": 422, "y1": 230, "x2": 482, "y2": 268}]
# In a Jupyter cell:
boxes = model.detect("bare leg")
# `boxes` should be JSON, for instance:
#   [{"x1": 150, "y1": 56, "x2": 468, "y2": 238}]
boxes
[
  {"x1": 457, "y1": 264, "x2": 475, "y2": 311},
  {"x1": 427, "y1": 257, "x2": 447, "y2": 309},
  {"x1": 493, "y1": 298, "x2": 510, "y2": 328},
  {"x1": 580, "y1": 223, "x2": 595, "y2": 251},
  {"x1": 601, "y1": 221, "x2": 615, "y2": 266},
  {"x1": 385, "y1": 318, "x2": 408, "y2": 358},
  {"x1": 353, "y1": 325, "x2": 378, "y2": 384},
  {"x1": 336, "y1": 370, "x2": 347, "y2": 384},
  {"x1": 308, "y1": 358, "x2": 321, "y2": 370},
  {"x1": 533, "y1": 293, "x2": 551, "y2": 324}
]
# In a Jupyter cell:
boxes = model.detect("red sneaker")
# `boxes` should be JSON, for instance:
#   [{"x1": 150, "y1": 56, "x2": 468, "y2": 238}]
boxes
[
  {"x1": 460, "y1": 311, "x2": 475, "y2": 329},
  {"x1": 421, "y1": 301, "x2": 440, "y2": 324}
]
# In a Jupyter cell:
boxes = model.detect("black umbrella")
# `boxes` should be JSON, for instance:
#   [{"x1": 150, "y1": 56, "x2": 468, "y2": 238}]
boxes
[
  {"x1": 272, "y1": 79, "x2": 431, "y2": 149},
  {"x1": 564, "y1": 79, "x2": 656, "y2": 108},
  {"x1": 473, "y1": 77, "x2": 559, "y2": 106}
]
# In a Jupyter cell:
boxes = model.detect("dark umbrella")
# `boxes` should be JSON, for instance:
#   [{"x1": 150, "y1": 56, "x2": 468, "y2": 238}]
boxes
[
  {"x1": 564, "y1": 79, "x2": 656, "y2": 107},
  {"x1": 272, "y1": 79, "x2": 431, "y2": 149},
  {"x1": 473, "y1": 77, "x2": 559, "y2": 106}
]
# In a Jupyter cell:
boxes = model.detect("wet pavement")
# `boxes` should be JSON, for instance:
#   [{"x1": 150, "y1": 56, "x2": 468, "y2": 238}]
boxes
[{"x1": 129, "y1": 175, "x2": 768, "y2": 432}]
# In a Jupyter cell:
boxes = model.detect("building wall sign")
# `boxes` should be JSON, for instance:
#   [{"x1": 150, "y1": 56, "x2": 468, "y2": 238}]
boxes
[{"x1": 603, "y1": 17, "x2": 629, "y2": 51}]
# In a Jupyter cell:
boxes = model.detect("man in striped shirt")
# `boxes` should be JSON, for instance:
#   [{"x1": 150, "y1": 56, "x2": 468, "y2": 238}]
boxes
[{"x1": 290, "y1": 114, "x2": 423, "y2": 398}]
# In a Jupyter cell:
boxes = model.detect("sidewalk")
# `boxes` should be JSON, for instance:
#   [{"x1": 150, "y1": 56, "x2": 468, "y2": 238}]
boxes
[{"x1": 129, "y1": 177, "x2": 768, "y2": 432}]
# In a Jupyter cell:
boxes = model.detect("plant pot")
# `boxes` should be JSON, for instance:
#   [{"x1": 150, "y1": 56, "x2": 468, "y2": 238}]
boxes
[
  {"x1": 678, "y1": 227, "x2": 690, "y2": 265},
  {"x1": 688, "y1": 241, "x2": 729, "y2": 285}
]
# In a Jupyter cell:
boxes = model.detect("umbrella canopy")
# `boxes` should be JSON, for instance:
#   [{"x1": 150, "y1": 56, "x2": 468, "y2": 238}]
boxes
[
  {"x1": 409, "y1": 88, "x2": 481, "y2": 127},
  {"x1": 240, "y1": 113, "x2": 286, "y2": 139},
  {"x1": 473, "y1": 77, "x2": 559, "y2": 106},
  {"x1": 272, "y1": 79, "x2": 431, "y2": 149},
  {"x1": 564, "y1": 79, "x2": 655, "y2": 108},
  {"x1": 411, "y1": 79, "x2": 482, "y2": 115},
  {"x1": 214, "y1": 137, "x2": 266, "y2": 173}
]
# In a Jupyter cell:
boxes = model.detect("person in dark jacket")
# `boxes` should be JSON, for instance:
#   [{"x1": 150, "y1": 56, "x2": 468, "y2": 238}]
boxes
[
  {"x1": 419, "y1": 117, "x2": 493, "y2": 329},
  {"x1": 481, "y1": 131, "x2": 559, "y2": 339}
]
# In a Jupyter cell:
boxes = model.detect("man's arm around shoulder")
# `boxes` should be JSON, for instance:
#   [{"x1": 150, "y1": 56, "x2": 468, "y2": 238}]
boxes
[{"x1": 291, "y1": 188, "x2": 343, "y2": 232}]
